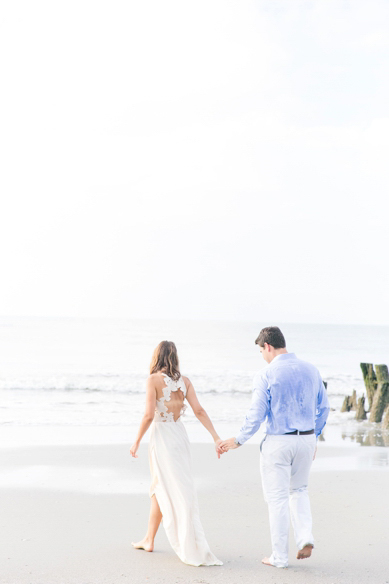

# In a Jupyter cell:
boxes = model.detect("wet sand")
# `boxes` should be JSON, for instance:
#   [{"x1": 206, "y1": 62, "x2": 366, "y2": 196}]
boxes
[{"x1": 1, "y1": 440, "x2": 389, "y2": 584}]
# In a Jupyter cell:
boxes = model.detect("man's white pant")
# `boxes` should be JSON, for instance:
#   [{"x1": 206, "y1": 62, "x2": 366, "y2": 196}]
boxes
[{"x1": 260, "y1": 433, "x2": 316, "y2": 568}]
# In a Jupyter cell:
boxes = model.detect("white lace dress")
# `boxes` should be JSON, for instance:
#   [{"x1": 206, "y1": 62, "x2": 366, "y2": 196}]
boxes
[{"x1": 148, "y1": 374, "x2": 222, "y2": 566}]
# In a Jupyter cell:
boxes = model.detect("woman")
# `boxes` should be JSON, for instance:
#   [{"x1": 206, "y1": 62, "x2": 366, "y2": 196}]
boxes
[{"x1": 130, "y1": 340, "x2": 223, "y2": 566}]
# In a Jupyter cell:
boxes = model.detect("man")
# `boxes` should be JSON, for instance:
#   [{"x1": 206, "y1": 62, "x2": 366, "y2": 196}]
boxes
[{"x1": 219, "y1": 326, "x2": 330, "y2": 569}]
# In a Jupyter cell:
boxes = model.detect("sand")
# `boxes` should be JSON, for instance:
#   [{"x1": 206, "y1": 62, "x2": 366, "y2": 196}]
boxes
[{"x1": 1, "y1": 440, "x2": 389, "y2": 584}]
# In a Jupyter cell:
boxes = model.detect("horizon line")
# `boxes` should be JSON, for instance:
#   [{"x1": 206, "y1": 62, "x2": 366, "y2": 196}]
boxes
[{"x1": 0, "y1": 314, "x2": 388, "y2": 328}]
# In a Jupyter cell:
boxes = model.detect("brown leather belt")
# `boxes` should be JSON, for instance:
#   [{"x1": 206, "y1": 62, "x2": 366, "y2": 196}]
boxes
[{"x1": 284, "y1": 429, "x2": 315, "y2": 435}]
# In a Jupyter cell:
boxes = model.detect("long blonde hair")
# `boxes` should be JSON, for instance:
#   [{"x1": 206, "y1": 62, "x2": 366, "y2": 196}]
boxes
[{"x1": 150, "y1": 341, "x2": 181, "y2": 381}]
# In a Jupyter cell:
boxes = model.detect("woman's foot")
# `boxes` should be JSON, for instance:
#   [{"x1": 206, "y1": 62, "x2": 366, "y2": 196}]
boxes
[
  {"x1": 131, "y1": 538, "x2": 154, "y2": 552},
  {"x1": 297, "y1": 544, "x2": 313, "y2": 560}
]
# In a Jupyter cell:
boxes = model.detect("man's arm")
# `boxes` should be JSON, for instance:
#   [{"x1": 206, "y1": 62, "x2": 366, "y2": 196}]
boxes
[
  {"x1": 219, "y1": 373, "x2": 269, "y2": 451},
  {"x1": 315, "y1": 378, "x2": 330, "y2": 437}
]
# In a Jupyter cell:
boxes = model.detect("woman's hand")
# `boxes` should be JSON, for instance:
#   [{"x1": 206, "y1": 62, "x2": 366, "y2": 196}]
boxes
[
  {"x1": 214, "y1": 438, "x2": 223, "y2": 459},
  {"x1": 130, "y1": 441, "x2": 140, "y2": 458}
]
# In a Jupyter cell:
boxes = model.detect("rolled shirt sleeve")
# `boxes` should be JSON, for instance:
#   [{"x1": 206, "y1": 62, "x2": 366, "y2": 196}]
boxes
[
  {"x1": 315, "y1": 379, "x2": 330, "y2": 437},
  {"x1": 235, "y1": 372, "x2": 270, "y2": 445}
]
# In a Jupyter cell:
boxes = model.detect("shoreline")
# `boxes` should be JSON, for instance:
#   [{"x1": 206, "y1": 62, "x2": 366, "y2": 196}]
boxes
[{"x1": 2, "y1": 417, "x2": 389, "y2": 449}]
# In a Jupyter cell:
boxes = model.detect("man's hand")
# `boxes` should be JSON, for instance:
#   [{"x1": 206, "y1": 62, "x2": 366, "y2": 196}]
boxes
[
  {"x1": 313, "y1": 445, "x2": 317, "y2": 461},
  {"x1": 218, "y1": 437, "x2": 239, "y2": 453}
]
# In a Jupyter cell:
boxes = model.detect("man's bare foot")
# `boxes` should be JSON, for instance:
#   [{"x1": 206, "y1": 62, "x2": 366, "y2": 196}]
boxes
[
  {"x1": 131, "y1": 538, "x2": 153, "y2": 552},
  {"x1": 297, "y1": 544, "x2": 313, "y2": 560}
]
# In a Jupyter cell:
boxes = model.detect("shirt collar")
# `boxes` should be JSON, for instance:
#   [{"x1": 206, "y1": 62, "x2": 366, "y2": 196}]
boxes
[{"x1": 271, "y1": 352, "x2": 296, "y2": 364}]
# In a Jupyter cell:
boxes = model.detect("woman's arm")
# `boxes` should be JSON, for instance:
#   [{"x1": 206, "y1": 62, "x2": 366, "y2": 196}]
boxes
[
  {"x1": 130, "y1": 376, "x2": 156, "y2": 458},
  {"x1": 185, "y1": 377, "x2": 222, "y2": 457}
]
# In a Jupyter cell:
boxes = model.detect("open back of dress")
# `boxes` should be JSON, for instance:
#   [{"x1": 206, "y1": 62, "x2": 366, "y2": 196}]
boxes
[{"x1": 154, "y1": 374, "x2": 187, "y2": 423}]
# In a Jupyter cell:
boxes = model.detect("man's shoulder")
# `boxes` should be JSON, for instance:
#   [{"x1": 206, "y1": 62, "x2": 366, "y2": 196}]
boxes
[
  {"x1": 253, "y1": 364, "x2": 272, "y2": 385},
  {"x1": 280, "y1": 356, "x2": 320, "y2": 377}
]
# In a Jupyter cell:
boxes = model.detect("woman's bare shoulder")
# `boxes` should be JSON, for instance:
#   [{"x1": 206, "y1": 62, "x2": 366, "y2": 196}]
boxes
[
  {"x1": 147, "y1": 372, "x2": 165, "y2": 384},
  {"x1": 182, "y1": 375, "x2": 192, "y2": 388}
]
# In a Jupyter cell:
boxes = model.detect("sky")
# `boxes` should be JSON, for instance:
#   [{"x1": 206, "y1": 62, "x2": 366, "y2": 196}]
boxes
[{"x1": 1, "y1": 0, "x2": 389, "y2": 325}]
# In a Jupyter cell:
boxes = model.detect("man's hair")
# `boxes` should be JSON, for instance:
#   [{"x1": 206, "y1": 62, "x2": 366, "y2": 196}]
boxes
[{"x1": 255, "y1": 326, "x2": 286, "y2": 349}]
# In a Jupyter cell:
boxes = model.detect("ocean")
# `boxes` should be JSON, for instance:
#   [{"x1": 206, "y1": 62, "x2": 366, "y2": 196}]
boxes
[{"x1": 1, "y1": 316, "x2": 388, "y2": 443}]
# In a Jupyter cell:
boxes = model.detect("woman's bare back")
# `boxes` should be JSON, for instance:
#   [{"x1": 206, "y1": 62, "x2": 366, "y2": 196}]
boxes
[{"x1": 151, "y1": 372, "x2": 188, "y2": 422}]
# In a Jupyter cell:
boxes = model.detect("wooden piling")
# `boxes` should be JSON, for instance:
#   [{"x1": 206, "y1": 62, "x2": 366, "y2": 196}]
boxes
[
  {"x1": 355, "y1": 396, "x2": 367, "y2": 421},
  {"x1": 369, "y1": 365, "x2": 389, "y2": 423},
  {"x1": 341, "y1": 396, "x2": 351, "y2": 413},
  {"x1": 382, "y1": 405, "x2": 389, "y2": 431},
  {"x1": 360, "y1": 363, "x2": 377, "y2": 411}
]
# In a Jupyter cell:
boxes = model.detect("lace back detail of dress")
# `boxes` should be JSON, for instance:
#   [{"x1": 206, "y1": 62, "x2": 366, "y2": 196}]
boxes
[{"x1": 155, "y1": 374, "x2": 187, "y2": 423}]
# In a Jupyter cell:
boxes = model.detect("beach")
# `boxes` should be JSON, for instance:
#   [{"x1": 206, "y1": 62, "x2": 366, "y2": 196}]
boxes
[
  {"x1": 2, "y1": 0, "x2": 389, "y2": 576},
  {"x1": 2, "y1": 318, "x2": 389, "y2": 582},
  {"x1": 2, "y1": 436, "x2": 389, "y2": 584}
]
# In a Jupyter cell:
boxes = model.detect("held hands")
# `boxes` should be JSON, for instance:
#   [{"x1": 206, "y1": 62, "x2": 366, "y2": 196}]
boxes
[
  {"x1": 217, "y1": 437, "x2": 239, "y2": 455},
  {"x1": 214, "y1": 439, "x2": 223, "y2": 458}
]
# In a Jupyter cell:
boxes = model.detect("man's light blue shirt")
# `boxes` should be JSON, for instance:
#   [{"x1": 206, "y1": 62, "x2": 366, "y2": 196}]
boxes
[{"x1": 236, "y1": 353, "x2": 330, "y2": 445}]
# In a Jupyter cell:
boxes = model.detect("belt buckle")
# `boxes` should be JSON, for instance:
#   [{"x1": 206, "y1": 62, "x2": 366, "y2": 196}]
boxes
[{"x1": 297, "y1": 430, "x2": 300, "y2": 435}]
